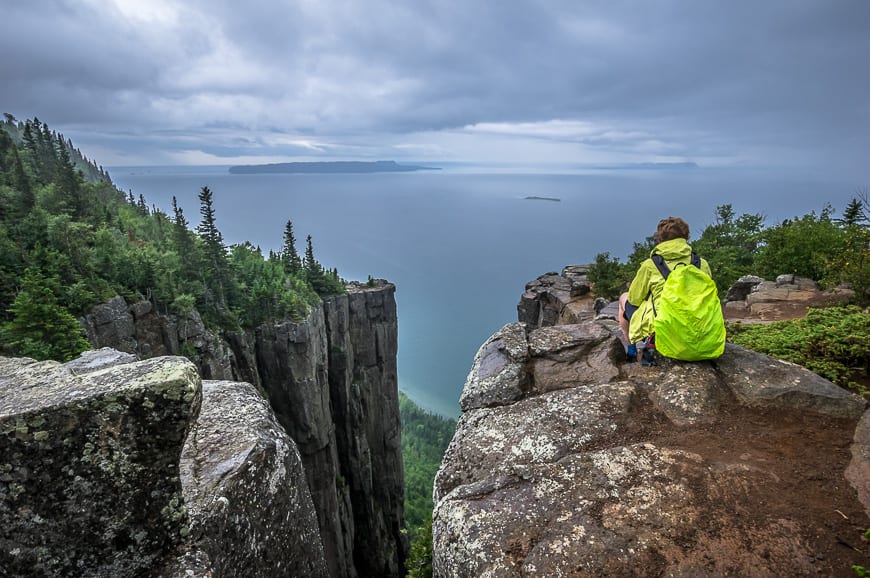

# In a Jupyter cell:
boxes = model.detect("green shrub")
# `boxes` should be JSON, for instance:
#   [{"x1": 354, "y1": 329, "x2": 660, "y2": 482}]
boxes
[{"x1": 728, "y1": 306, "x2": 870, "y2": 394}]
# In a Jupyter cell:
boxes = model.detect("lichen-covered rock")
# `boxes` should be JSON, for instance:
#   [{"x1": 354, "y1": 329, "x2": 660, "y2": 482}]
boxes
[
  {"x1": 716, "y1": 343, "x2": 866, "y2": 419},
  {"x1": 460, "y1": 322, "x2": 530, "y2": 411},
  {"x1": 0, "y1": 354, "x2": 201, "y2": 577},
  {"x1": 436, "y1": 383, "x2": 636, "y2": 501},
  {"x1": 435, "y1": 443, "x2": 828, "y2": 577},
  {"x1": 434, "y1": 319, "x2": 869, "y2": 577},
  {"x1": 176, "y1": 380, "x2": 328, "y2": 577},
  {"x1": 527, "y1": 323, "x2": 621, "y2": 393},
  {"x1": 846, "y1": 410, "x2": 870, "y2": 517}
]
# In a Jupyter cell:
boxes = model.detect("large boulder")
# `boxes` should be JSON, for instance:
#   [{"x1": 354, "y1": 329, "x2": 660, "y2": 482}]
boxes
[
  {"x1": 0, "y1": 353, "x2": 201, "y2": 576},
  {"x1": 0, "y1": 352, "x2": 331, "y2": 576},
  {"x1": 173, "y1": 380, "x2": 329, "y2": 577},
  {"x1": 433, "y1": 320, "x2": 870, "y2": 577}
]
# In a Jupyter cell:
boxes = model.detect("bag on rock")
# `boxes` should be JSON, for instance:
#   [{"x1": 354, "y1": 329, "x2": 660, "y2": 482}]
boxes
[{"x1": 651, "y1": 254, "x2": 725, "y2": 361}]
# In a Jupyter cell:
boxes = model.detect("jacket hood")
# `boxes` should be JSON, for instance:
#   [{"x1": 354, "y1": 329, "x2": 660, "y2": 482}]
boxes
[{"x1": 650, "y1": 238, "x2": 692, "y2": 261}]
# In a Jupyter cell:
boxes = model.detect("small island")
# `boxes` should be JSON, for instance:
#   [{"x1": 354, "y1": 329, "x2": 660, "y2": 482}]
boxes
[
  {"x1": 229, "y1": 160, "x2": 441, "y2": 174},
  {"x1": 525, "y1": 196, "x2": 561, "y2": 202}
]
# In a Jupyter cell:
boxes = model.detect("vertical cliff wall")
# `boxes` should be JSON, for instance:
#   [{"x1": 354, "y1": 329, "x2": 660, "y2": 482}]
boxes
[
  {"x1": 80, "y1": 280, "x2": 407, "y2": 577},
  {"x1": 323, "y1": 284, "x2": 406, "y2": 577}
]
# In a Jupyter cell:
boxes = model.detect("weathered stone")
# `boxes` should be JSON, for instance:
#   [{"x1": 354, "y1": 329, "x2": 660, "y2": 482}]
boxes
[
  {"x1": 647, "y1": 361, "x2": 722, "y2": 426},
  {"x1": 435, "y1": 443, "x2": 826, "y2": 577},
  {"x1": 846, "y1": 410, "x2": 870, "y2": 517},
  {"x1": 79, "y1": 281, "x2": 409, "y2": 577},
  {"x1": 460, "y1": 322, "x2": 530, "y2": 411},
  {"x1": 527, "y1": 323, "x2": 621, "y2": 393},
  {"x1": 129, "y1": 299, "x2": 153, "y2": 319},
  {"x1": 434, "y1": 284, "x2": 870, "y2": 576},
  {"x1": 177, "y1": 380, "x2": 329, "y2": 577},
  {"x1": 323, "y1": 281, "x2": 407, "y2": 577},
  {"x1": 0, "y1": 355, "x2": 201, "y2": 577},
  {"x1": 435, "y1": 383, "x2": 636, "y2": 501},
  {"x1": 80, "y1": 295, "x2": 136, "y2": 353},
  {"x1": 64, "y1": 347, "x2": 139, "y2": 374},
  {"x1": 716, "y1": 343, "x2": 866, "y2": 419},
  {"x1": 724, "y1": 275, "x2": 853, "y2": 321},
  {"x1": 724, "y1": 275, "x2": 764, "y2": 302}
]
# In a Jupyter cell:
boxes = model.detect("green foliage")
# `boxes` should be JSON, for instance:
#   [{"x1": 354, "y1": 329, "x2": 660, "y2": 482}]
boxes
[
  {"x1": 304, "y1": 234, "x2": 345, "y2": 296},
  {"x1": 728, "y1": 306, "x2": 870, "y2": 394},
  {"x1": 755, "y1": 206, "x2": 847, "y2": 288},
  {"x1": 399, "y1": 392, "x2": 456, "y2": 576},
  {"x1": 406, "y1": 518, "x2": 433, "y2": 578},
  {"x1": 692, "y1": 204, "x2": 765, "y2": 294},
  {"x1": 2, "y1": 268, "x2": 90, "y2": 361},
  {"x1": 587, "y1": 252, "x2": 629, "y2": 300},
  {"x1": 0, "y1": 116, "x2": 348, "y2": 360}
]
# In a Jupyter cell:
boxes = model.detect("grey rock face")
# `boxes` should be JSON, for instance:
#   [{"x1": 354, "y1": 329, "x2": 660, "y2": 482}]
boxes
[
  {"x1": 80, "y1": 282, "x2": 407, "y2": 577},
  {"x1": 0, "y1": 355, "x2": 201, "y2": 577},
  {"x1": 323, "y1": 281, "x2": 407, "y2": 577},
  {"x1": 254, "y1": 280, "x2": 407, "y2": 578},
  {"x1": 433, "y1": 319, "x2": 869, "y2": 577},
  {"x1": 254, "y1": 307, "x2": 350, "y2": 577},
  {"x1": 723, "y1": 274, "x2": 854, "y2": 321},
  {"x1": 460, "y1": 322, "x2": 530, "y2": 411},
  {"x1": 517, "y1": 267, "x2": 596, "y2": 330},
  {"x1": 846, "y1": 410, "x2": 870, "y2": 515},
  {"x1": 177, "y1": 380, "x2": 329, "y2": 577},
  {"x1": 81, "y1": 295, "x2": 137, "y2": 353},
  {"x1": 716, "y1": 343, "x2": 866, "y2": 419}
]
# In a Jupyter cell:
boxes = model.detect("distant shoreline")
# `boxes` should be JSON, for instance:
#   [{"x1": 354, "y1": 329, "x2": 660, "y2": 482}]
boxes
[
  {"x1": 228, "y1": 160, "x2": 441, "y2": 174},
  {"x1": 525, "y1": 195, "x2": 561, "y2": 202}
]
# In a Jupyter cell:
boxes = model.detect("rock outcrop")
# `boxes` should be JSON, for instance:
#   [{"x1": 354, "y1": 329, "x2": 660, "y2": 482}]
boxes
[
  {"x1": 0, "y1": 349, "x2": 329, "y2": 576},
  {"x1": 518, "y1": 266, "x2": 595, "y2": 330},
  {"x1": 723, "y1": 274, "x2": 854, "y2": 321},
  {"x1": 433, "y1": 274, "x2": 870, "y2": 577},
  {"x1": 78, "y1": 280, "x2": 406, "y2": 577}
]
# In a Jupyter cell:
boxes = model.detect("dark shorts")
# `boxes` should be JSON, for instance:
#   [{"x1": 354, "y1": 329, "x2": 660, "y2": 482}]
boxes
[{"x1": 623, "y1": 301, "x2": 639, "y2": 322}]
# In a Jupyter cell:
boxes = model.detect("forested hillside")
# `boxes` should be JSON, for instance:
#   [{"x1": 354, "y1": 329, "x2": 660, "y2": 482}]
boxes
[
  {"x1": 399, "y1": 391, "x2": 456, "y2": 577},
  {"x1": 0, "y1": 116, "x2": 343, "y2": 362}
]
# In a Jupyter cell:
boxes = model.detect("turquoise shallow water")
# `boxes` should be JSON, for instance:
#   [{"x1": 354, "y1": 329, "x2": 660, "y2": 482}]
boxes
[{"x1": 110, "y1": 166, "x2": 855, "y2": 417}]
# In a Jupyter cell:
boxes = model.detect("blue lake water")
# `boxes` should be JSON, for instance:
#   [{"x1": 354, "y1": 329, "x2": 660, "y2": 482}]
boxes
[{"x1": 110, "y1": 166, "x2": 856, "y2": 417}]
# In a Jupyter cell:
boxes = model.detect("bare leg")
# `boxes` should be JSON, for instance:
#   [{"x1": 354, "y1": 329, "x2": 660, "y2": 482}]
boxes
[{"x1": 618, "y1": 292, "x2": 630, "y2": 345}]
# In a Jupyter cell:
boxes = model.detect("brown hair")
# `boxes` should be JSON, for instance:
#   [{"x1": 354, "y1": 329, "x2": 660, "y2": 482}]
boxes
[{"x1": 655, "y1": 217, "x2": 690, "y2": 243}]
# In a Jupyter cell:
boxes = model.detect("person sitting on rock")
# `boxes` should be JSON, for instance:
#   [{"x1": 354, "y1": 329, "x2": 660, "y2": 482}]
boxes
[{"x1": 618, "y1": 216, "x2": 713, "y2": 363}]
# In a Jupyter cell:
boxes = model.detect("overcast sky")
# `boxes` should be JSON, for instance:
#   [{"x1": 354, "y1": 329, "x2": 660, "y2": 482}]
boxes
[{"x1": 2, "y1": 0, "x2": 868, "y2": 177}]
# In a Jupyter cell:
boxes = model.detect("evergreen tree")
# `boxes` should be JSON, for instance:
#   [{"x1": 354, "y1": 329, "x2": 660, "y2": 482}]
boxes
[
  {"x1": 196, "y1": 186, "x2": 228, "y2": 308},
  {"x1": 282, "y1": 219, "x2": 303, "y2": 275},
  {"x1": 840, "y1": 196, "x2": 868, "y2": 227},
  {"x1": 2, "y1": 268, "x2": 90, "y2": 361},
  {"x1": 137, "y1": 193, "x2": 149, "y2": 215}
]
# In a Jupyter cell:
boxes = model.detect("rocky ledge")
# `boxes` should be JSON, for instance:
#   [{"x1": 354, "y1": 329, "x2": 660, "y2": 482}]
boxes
[
  {"x1": 434, "y1": 317, "x2": 870, "y2": 576},
  {"x1": 0, "y1": 349, "x2": 328, "y2": 577}
]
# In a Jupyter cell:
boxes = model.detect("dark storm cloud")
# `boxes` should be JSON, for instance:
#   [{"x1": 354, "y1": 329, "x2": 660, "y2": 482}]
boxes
[{"x1": 1, "y1": 0, "x2": 867, "y2": 174}]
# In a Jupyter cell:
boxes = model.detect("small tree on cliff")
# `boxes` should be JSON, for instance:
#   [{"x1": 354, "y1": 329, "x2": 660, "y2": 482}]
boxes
[
  {"x1": 1, "y1": 268, "x2": 90, "y2": 361},
  {"x1": 303, "y1": 235, "x2": 344, "y2": 296},
  {"x1": 282, "y1": 219, "x2": 303, "y2": 275},
  {"x1": 196, "y1": 186, "x2": 229, "y2": 308}
]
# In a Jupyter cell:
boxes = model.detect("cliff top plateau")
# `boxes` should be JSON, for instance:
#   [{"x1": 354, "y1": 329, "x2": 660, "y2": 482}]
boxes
[{"x1": 433, "y1": 268, "x2": 870, "y2": 577}]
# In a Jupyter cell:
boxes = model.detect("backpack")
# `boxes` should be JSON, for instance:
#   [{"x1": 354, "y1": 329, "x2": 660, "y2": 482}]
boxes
[{"x1": 650, "y1": 254, "x2": 726, "y2": 361}]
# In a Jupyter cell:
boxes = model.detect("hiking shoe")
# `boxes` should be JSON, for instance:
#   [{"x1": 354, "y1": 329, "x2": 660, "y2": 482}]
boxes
[
  {"x1": 626, "y1": 344, "x2": 637, "y2": 362},
  {"x1": 641, "y1": 347, "x2": 657, "y2": 366}
]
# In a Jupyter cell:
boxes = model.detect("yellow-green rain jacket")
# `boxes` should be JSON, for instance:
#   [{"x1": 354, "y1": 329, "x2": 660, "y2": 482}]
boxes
[{"x1": 626, "y1": 238, "x2": 713, "y2": 344}]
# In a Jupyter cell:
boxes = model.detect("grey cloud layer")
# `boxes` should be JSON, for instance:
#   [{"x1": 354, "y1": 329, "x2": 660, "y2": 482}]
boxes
[{"x1": 2, "y1": 0, "x2": 868, "y2": 172}]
